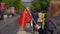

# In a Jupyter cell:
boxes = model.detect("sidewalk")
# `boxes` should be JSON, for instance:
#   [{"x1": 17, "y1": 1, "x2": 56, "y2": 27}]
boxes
[
  {"x1": 16, "y1": 23, "x2": 32, "y2": 34},
  {"x1": 0, "y1": 15, "x2": 19, "y2": 34},
  {"x1": 16, "y1": 27, "x2": 32, "y2": 34}
]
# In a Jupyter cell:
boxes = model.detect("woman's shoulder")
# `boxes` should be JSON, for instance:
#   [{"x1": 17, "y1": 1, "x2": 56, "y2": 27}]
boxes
[
  {"x1": 54, "y1": 14, "x2": 60, "y2": 20},
  {"x1": 45, "y1": 18, "x2": 56, "y2": 27},
  {"x1": 54, "y1": 14, "x2": 60, "y2": 25}
]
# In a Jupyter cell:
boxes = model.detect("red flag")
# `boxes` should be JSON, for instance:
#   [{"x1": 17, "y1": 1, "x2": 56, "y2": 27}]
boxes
[{"x1": 17, "y1": 9, "x2": 32, "y2": 29}]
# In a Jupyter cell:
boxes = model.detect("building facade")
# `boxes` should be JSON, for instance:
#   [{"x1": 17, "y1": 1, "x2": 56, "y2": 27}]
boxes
[{"x1": 22, "y1": 0, "x2": 33, "y2": 7}]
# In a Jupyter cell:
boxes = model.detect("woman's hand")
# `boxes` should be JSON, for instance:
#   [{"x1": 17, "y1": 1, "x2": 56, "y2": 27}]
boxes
[{"x1": 35, "y1": 24, "x2": 41, "y2": 30}]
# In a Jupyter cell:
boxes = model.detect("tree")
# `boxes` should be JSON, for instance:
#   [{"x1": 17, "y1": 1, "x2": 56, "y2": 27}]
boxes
[
  {"x1": 2, "y1": 0, "x2": 15, "y2": 8},
  {"x1": 30, "y1": 0, "x2": 40, "y2": 10},
  {"x1": 30, "y1": 0, "x2": 51, "y2": 11},
  {"x1": 14, "y1": 0, "x2": 25, "y2": 10},
  {"x1": 2, "y1": 0, "x2": 25, "y2": 11}
]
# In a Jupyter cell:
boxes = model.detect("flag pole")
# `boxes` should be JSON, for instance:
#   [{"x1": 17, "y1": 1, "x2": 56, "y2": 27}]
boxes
[
  {"x1": 26, "y1": 8, "x2": 37, "y2": 24},
  {"x1": 26, "y1": 8, "x2": 38, "y2": 34}
]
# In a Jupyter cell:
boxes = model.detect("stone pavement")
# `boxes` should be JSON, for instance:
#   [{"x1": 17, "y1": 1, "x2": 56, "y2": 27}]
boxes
[
  {"x1": 0, "y1": 15, "x2": 19, "y2": 34},
  {"x1": 16, "y1": 28, "x2": 32, "y2": 34},
  {"x1": 16, "y1": 23, "x2": 33, "y2": 34},
  {"x1": 0, "y1": 15, "x2": 35, "y2": 34}
]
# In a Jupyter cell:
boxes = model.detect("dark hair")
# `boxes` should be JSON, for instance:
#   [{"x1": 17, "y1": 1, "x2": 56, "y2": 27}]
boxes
[
  {"x1": 43, "y1": 6, "x2": 48, "y2": 10},
  {"x1": 32, "y1": 8, "x2": 40, "y2": 13},
  {"x1": 32, "y1": 6, "x2": 49, "y2": 13},
  {"x1": 41, "y1": 6, "x2": 49, "y2": 13}
]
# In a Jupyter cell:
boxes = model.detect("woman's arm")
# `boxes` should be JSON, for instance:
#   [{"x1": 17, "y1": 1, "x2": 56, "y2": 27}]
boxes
[{"x1": 35, "y1": 18, "x2": 42, "y2": 30}]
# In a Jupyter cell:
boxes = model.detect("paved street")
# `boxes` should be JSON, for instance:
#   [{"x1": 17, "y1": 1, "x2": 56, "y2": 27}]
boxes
[
  {"x1": 0, "y1": 15, "x2": 19, "y2": 34},
  {"x1": 0, "y1": 15, "x2": 33, "y2": 34}
]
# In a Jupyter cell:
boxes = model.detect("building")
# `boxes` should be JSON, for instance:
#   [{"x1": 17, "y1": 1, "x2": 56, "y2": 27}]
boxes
[{"x1": 22, "y1": 0, "x2": 33, "y2": 7}]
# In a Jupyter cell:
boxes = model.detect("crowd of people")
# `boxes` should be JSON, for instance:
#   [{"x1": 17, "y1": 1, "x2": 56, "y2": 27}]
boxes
[
  {"x1": 0, "y1": 7, "x2": 21, "y2": 20},
  {"x1": 30, "y1": 5, "x2": 60, "y2": 34}
]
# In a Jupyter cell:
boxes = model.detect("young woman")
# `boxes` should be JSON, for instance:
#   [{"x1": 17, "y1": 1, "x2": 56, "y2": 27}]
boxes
[
  {"x1": 45, "y1": 3, "x2": 60, "y2": 34},
  {"x1": 35, "y1": 9, "x2": 47, "y2": 34}
]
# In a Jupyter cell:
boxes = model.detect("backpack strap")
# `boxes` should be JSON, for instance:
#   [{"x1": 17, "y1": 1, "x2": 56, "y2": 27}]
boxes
[
  {"x1": 49, "y1": 18, "x2": 58, "y2": 34},
  {"x1": 49, "y1": 18, "x2": 57, "y2": 29}
]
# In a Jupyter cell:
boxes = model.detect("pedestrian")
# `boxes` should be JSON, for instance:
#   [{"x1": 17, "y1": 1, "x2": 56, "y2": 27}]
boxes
[
  {"x1": 32, "y1": 7, "x2": 56, "y2": 34},
  {"x1": 31, "y1": 8, "x2": 46, "y2": 34},
  {"x1": 44, "y1": 5, "x2": 60, "y2": 34},
  {"x1": 31, "y1": 9, "x2": 38, "y2": 34},
  {"x1": 0, "y1": 9, "x2": 3, "y2": 20},
  {"x1": 43, "y1": 5, "x2": 56, "y2": 34},
  {"x1": 35, "y1": 9, "x2": 46, "y2": 34}
]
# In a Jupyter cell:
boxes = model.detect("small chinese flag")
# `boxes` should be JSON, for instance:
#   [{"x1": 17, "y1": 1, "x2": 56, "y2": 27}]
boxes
[{"x1": 17, "y1": 9, "x2": 32, "y2": 29}]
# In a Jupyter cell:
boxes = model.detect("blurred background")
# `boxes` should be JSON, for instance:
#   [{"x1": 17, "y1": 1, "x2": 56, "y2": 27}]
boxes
[{"x1": 0, "y1": 0, "x2": 60, "y2": 34}]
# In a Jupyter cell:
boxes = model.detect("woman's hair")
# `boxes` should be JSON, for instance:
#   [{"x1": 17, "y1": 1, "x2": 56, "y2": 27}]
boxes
[
  {"x1": 42, "y1": 6, "x2": 48, "y2": 13},
  {"x1": 32, "y1": 8, "x2": 42, "y2": 13},
  {"x1": 48, "y1": 2, "x2": 60, "y2": 18}
]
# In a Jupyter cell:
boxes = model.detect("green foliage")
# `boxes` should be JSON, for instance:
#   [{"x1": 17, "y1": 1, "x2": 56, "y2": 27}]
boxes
[
  {"x1": 2, "y1": 0, "x2": 15, "y2": 7},
  {"x1": 0, "y1": 0, "x2": 2, "y2": 2},
  {"x1": 30, "y1": 0, "x2": 51, "y2": 11},
  {"x1": 2, "y1": 0, "x2": 25, "y2": 11},
  {"x1": 14, "y1": 0, "x2": 25, "y2": 10}
]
